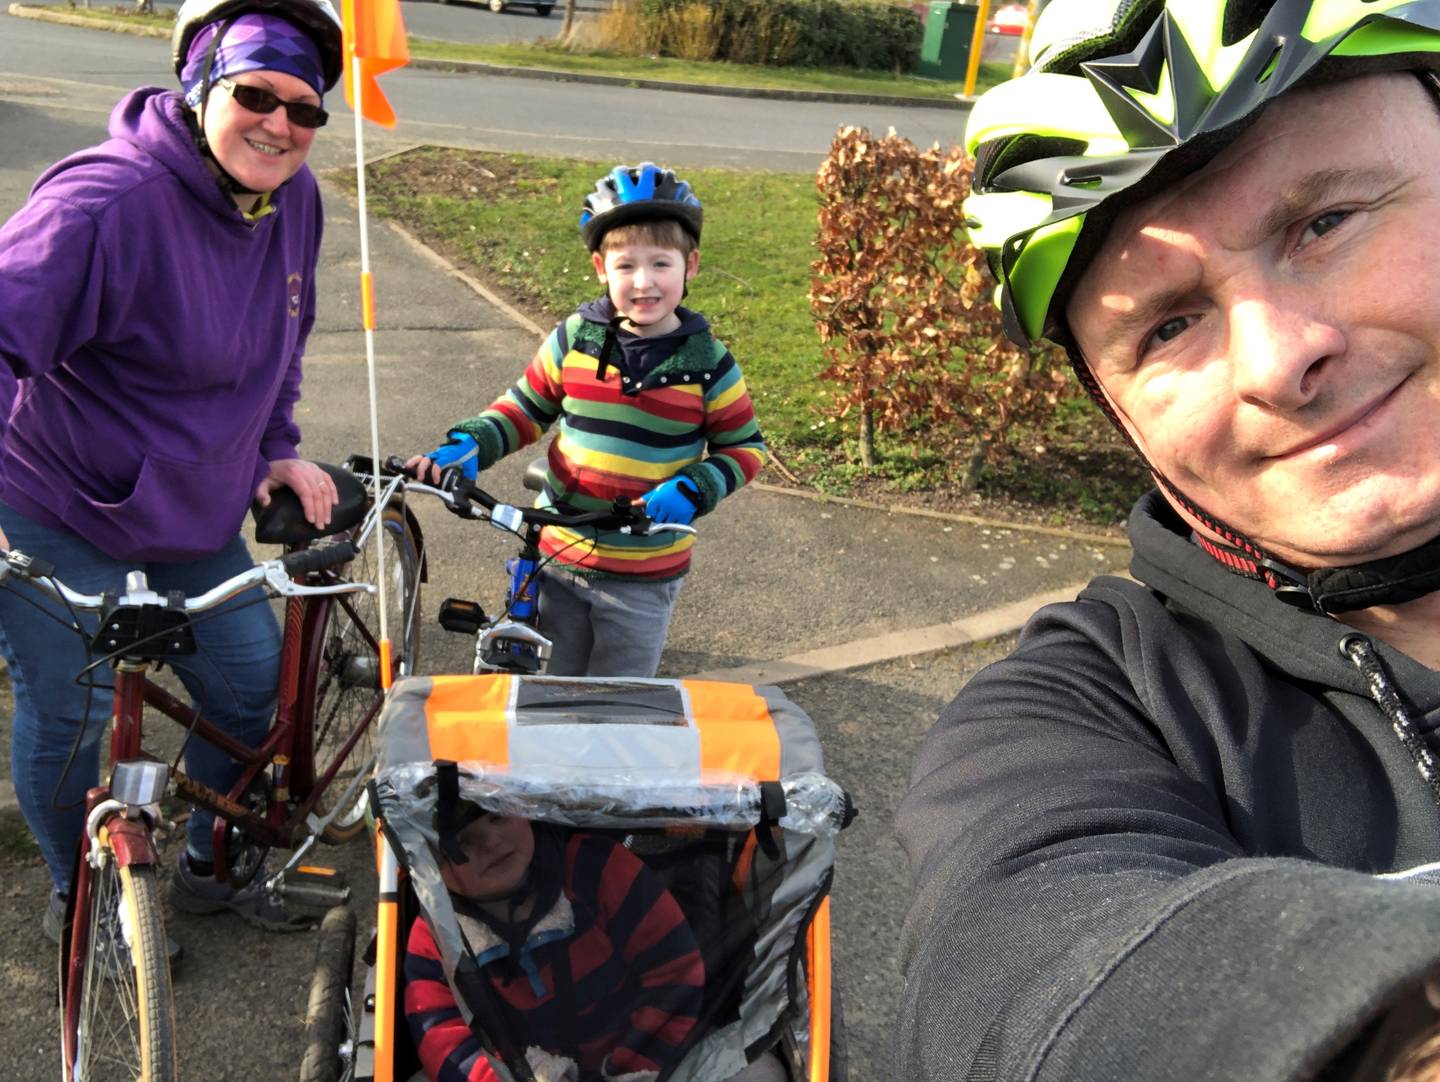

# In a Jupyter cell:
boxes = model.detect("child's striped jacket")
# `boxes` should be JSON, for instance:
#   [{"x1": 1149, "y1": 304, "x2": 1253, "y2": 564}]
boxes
[{"x1": 453, "y1": 301, "x2": 768, "y2": 581}]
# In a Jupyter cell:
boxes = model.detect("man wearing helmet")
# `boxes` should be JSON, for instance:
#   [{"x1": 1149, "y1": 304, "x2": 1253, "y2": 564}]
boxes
[
  {"x1": 0, "y1": 0, "x2": 344, "y2": 940},
  {"x1": 898, "y1": 0, "x2": 1440, "y2": 1078}
]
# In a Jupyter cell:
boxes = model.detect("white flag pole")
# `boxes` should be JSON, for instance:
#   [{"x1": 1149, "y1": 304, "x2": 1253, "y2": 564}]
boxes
[{"x1": 349, "y1": 44, "x2": 393, "y2": 689}]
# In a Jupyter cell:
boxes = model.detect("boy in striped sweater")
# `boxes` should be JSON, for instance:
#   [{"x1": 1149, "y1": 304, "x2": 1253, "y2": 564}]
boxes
[
  {"x1": 404, "y1": 803, "x2": 706, "y2": 1082},
  {"x1": 410, "y1": 163, "x2": 768, "y2": 677}
]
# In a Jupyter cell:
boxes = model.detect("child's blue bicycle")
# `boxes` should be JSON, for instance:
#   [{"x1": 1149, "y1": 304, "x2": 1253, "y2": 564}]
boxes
[{"x1": 346, "y1": 456, "x2": 695, "y2": 676}]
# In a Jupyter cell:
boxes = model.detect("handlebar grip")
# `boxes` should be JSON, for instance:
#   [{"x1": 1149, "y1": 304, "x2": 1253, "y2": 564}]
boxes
[
  {"x1": 281, "y1": 541, "x2": 358, "y2": 577},
  {"x1": 2, "y1": 550, "x2": 57, "y2": 580},
  {"x1": 383, "y1": 455, "x2": 421, "y2": 479}
]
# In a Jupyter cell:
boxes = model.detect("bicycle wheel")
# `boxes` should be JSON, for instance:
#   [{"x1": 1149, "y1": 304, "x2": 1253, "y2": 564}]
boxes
[
  {"x1": 297, "y1": 906, "x2": 358, "y2": 1082},
  {"x1": 306, "y1": 505, "x2": 422, "y2": 843},
  {"x1": 61, "y1": 852, "x2": 178, "y2": 1082}
]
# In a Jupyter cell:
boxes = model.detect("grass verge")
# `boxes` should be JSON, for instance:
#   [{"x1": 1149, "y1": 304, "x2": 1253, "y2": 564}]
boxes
[
  {"x1": 345, "y1": 148, "x2": 1149, "y2": 527},
  {"x1": 39, "y1": 2, "x2": 174, "y2": 29}
]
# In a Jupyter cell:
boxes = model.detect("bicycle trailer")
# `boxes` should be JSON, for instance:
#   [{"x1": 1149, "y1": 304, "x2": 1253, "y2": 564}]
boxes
[{"x1": 352, "y1": 672, "x2": 853, "y2": 1082}]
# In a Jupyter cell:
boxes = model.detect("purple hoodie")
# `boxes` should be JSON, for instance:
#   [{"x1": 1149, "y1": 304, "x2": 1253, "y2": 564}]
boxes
[{"x1": 0, "y1": 87, "x2": 322, "y2": 562}]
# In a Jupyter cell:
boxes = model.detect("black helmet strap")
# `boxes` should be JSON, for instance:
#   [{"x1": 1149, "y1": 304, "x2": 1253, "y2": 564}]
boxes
[{"x1": 187, "y1": 13, "x2": 267, "y2": 199}]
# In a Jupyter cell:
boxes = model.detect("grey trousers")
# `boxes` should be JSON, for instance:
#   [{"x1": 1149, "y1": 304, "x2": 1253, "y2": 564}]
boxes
[{"x1": 537, "y1": 567, "x2": 684, "y2": 677}]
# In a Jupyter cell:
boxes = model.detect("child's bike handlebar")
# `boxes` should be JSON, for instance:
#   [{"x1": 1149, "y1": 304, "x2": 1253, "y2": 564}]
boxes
[{"x1": 355, "y1": 454, "x2": 697, "y2": 539}]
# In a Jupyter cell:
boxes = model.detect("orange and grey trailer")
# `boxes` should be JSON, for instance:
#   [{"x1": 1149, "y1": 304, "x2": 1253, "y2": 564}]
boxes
[{"x1": 343, "y1": 672, "x2": 853, "y2": 1082}]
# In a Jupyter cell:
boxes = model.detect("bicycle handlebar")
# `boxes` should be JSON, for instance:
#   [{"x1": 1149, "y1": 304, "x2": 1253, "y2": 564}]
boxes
[
  {"x1": 345, "y1": 453, "x2": 696, "y2": 538},
  {"x1": 0, "y1": 542, "x2": 371, "y2": 616}
]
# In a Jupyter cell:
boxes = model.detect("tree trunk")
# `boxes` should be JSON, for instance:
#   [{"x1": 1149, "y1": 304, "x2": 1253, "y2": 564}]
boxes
[
  {"x1": 562, "y1": 0, "x2": 578, "y2": 40},
  {"x1": 135, "y1": 0, "x2": 154, "y2": 13},
  {"x1": 858, "y1": 407, "x2": 876, "y2": 469},
  {"x1": 959, "y1": 435, "x2": 990, "y2": 491}
]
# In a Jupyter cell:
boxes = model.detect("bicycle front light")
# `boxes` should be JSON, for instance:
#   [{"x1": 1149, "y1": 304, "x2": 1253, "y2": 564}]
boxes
[{"x1": 109, "y1": 759, "x2": 169, "y2": 807}]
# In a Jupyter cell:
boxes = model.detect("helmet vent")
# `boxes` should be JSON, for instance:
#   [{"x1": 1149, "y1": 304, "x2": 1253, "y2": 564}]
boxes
[
  {"x1": 1255, "y1": 41, "x2": 1283, "y2": 83},
  {"x1": 1221, "y1": 0, "x2": 1273, "y2": 46},
  {"x1": 1036, "y1": 0, "x2": 1165, "y2": 75},
  {"x1": 976, "y1": 136, "x2": 1088, "y2": 191}
]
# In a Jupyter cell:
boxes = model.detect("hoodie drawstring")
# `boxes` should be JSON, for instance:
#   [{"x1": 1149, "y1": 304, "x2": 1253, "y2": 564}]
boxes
[
  {"x1": 596, "y1": 317, "x2": 623, "y2": 385},
  {"x1": 1340, "y1": 633, "x2": 1440, "y2": 807}
]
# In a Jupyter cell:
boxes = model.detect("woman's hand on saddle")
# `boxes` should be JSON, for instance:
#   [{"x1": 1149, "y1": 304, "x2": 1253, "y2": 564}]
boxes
[{"x1": 255, "y1": 459, "x2": 339, "y2": 530}]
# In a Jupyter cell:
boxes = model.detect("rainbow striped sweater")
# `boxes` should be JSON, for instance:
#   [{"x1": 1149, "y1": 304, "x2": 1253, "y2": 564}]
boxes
[{"x1": 452, "y1": 300, "x2": 768, "y2": 581}]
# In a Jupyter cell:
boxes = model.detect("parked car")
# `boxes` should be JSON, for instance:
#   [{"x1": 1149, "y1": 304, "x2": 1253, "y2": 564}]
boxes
[
  {"x1": 440, "y1": 0, "x2": 554, "y2": 15},
  {"x1": 987, "y1": 2, "x2": 1027, "y2": 34}
]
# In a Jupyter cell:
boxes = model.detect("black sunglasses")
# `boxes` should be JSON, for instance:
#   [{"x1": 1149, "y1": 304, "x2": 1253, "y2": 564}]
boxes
[{"x1": 217, "y1": 77, "x2": 328, "y2": 129}]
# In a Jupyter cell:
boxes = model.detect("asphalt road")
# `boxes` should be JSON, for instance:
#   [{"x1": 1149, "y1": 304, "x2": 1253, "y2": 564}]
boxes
[
  {"x1": 0, "y1": 20, "x2": 1126, "y2": 1081},
  {"x1": 1, "y1": 12, "x2": 969, "y2": 171}
]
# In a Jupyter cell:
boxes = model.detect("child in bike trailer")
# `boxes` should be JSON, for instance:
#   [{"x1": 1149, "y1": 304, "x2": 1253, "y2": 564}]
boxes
[
  {"x1": 378, "y1": 675, "x2": 835, "y2": 1082},
  {"x1": 404, "y1": 797, "x2": 707, "y2": 1082},
  {"x1": 0, "y1": 0, "x2": 346, "y2": 943},
  {"x1": 409, "y1": 163, "x2": 768, "y2": 678}
]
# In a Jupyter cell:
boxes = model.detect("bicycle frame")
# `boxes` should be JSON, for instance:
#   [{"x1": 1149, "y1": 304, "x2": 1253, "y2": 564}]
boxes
[{"x1": 132, "y1": 588, "x2": 382, "y2": 879}]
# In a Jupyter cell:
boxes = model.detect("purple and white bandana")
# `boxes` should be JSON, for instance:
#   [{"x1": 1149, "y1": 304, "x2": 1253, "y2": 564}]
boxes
[{"x1": 181, "y1": 12, "x2": 325, "y2": 106}]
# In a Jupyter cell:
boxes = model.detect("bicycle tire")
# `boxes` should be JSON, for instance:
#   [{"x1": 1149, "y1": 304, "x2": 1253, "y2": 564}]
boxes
[
  {"x1": 307, "y1": 505, "x2": 423, "y2": 843},
  {"x1": 61, "y1": 853, "x2": 178, "y2": 1082},
  {"x1": 297, "y1": 905, "x2": 358, "y2": 1082}
]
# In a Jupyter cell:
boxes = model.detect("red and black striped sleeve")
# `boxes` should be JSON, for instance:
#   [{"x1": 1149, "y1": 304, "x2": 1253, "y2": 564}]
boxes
[
  {"x1": 403, "y1": 917, "x2": 504, "y2": 1082},
  {"x1": 570, "y1": 835, "x2": 707, "y2": 1076}
]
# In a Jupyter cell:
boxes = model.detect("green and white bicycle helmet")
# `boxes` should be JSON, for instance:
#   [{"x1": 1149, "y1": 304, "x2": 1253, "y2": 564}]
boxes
[{"x1": 965, "y1": 0, "x2": 1440, "y2": 349}]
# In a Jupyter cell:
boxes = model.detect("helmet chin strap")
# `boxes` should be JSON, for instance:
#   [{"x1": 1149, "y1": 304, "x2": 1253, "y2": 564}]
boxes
[
  {"x1": 1067, "y1": 348, "x2": 1440, "y2": 615},
  {"x1": 186, "y1": 14, "x2": 263, "y2": 200}
]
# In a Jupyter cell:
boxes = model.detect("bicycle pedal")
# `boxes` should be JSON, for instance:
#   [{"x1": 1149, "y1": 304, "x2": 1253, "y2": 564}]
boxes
[
  {"x1": 438, "y1": 597, "x2": 486, "y2": 635},
  {"x1": 279, "y1": 865, "x2": 351, "y2": 909}
]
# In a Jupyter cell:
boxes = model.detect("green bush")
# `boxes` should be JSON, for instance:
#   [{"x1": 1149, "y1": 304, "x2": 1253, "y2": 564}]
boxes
[{"x1": 635, "y1": 0, "x2": 922, "y2": 72}]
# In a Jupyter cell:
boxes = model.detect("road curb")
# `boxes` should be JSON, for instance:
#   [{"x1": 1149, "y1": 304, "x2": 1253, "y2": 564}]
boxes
[
  {"x1": 6, "y1": 3, "x2": 967, "y2": 110},
  {"x1": 686, "y1": 579, "x2": 1092, "y2": 685},
  {"x1": 380, "y1": 215, "x2": 550, "y2": 337},
  {"x1": 403, "y1": 54, "x2": 967, "y2": 109},
  {"x1": 7, "y1": 2, "x2": 169, "y2": 36}
]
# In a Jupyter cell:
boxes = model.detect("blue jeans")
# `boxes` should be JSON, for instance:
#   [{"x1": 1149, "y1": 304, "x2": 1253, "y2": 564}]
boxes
[
  {"x1": 538, "y1": 568, "x2": 683, "y2": 677},
  {"x1": 0, "y1": 502, "x2": 281, "y2": 894}
]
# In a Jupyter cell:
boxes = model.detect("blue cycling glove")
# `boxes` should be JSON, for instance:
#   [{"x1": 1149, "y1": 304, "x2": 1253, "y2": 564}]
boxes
[
  {"x1": 642, "y1": 476, "x2": 702, "y2": 526},
  {"x1": 428, "y1": 430, "x2": 481, "y2": 481}
]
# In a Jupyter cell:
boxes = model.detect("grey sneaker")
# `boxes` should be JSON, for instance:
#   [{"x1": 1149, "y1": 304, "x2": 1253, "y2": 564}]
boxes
[
  {"x1": 43, "y1": 888, "x2": 183, "y2": 965},
  {"x1": 169, "y1": 854, "x2": 315, "y2": 933}
]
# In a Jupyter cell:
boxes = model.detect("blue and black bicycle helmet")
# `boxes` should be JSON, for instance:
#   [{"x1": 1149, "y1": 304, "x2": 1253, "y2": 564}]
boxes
[{"x1": 579, "y1": 163, "x2": 704, "y2": 252}]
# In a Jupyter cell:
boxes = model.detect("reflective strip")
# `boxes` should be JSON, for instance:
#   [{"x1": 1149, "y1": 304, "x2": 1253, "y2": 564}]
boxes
[
  {"x1": 374, "y1": 829, "x2": 400, "y2": 1082},
  {"x1": 379, "y1": 638, "x2": 393, "y2": 691},
  {"x1": 685, "y1": 680, "x2": 781, "y2": 779},
  {"x1": 423, "y1": 674, "x2": 514, "y2": 766},
  {"x1": 807, "y1": 896, "x2": 832, "y2": 1082}
]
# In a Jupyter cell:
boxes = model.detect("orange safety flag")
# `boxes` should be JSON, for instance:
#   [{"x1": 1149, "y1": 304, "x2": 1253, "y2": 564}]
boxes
[{"x1": 341, "y1": 0, "x2": 409, "y2": 129}]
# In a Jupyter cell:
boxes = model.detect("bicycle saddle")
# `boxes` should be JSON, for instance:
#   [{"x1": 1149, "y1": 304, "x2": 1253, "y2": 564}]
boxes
[{"x1": 251, "y1": 461, "x2": 369, "y2": 546}]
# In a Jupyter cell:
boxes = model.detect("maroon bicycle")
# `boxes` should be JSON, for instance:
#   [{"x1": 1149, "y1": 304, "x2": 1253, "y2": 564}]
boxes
[{"x1": 0, "y1": 459, "x2": 425, "y2": 1082}]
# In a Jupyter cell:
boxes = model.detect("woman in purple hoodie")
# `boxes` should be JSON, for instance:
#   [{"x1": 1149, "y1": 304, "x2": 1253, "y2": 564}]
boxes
[{"x1": 0, "y1": 0, "x2": 346, "y2": 943}]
